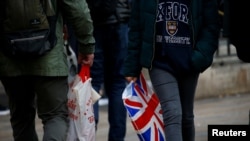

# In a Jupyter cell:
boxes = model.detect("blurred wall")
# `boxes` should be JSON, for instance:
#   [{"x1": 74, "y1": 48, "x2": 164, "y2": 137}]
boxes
[{"x1": 196, "y1": 56, "x2": 250, "y2": 99}]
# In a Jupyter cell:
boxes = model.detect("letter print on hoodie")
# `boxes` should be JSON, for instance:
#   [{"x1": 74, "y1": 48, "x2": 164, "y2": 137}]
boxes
[{"x1": 154, "y1": 0, "x2": 193, "y2": 75}]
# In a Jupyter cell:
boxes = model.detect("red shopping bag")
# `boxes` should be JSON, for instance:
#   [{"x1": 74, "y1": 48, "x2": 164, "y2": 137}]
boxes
[{"x1": 122, "y1": 73, "x2": 166, "y2": 141}]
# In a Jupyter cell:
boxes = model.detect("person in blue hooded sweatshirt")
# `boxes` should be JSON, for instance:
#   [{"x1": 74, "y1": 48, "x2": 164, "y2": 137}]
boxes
[{"x1": 122, "y1": 0, "x2": 220, "y2": 141}]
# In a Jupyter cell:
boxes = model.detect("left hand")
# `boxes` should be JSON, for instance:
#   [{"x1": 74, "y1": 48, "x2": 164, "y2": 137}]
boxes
[{"x1": 125, "y1": 76, "x2": 137, "y2": 83}]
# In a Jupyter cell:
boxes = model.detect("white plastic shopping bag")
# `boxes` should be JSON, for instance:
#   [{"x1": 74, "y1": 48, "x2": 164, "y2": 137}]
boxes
[
  {"x1": 122, "y1": 73, "x2": 166, "y2": 141},
  {"x1": 66, "y1": 65, "x2": 100, "y2": 141},
  {"x1": 64, "y1": 25, "x2": 101, "y2": 104}
]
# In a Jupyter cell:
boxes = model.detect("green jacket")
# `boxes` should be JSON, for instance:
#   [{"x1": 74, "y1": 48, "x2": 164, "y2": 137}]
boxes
[
  {"x1": 123, "y1": 0, "x2": 220, "y2": 77},
  {"x1": 0, "y1": 0, "x2": 95, "y2": 77}
]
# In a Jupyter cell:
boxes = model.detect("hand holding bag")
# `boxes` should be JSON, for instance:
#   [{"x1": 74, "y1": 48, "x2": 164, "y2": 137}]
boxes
[{"x1": 66, "y1": 65, "x2": 99, "y2": 141}]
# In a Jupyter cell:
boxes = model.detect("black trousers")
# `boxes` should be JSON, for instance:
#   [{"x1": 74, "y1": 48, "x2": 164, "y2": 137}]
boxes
[{"x1": 1, "y1": 76, "x2": 69, "y2": 141}]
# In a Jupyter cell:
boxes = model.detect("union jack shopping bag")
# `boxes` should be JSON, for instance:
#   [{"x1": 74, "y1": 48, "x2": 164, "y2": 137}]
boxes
[{"x1": 122, "y1": 73, "x2": 166, "y2": 141}]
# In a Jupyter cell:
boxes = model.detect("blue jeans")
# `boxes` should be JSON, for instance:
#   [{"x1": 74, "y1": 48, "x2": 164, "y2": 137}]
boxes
[
  {"x1": 91, "y1": 23, "x2": 128, "y2": 141},
  {"x1": 149, "y1": 67, "x2": 199, "y2": 141}
]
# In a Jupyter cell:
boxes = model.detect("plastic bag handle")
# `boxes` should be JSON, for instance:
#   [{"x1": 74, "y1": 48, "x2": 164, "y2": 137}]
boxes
[
  {"x1": 63, "y1": 25, "x2": 68, "y2": 41},
  {"x1": 79, "y1": 65, "x2": 90, "y2": 82}
]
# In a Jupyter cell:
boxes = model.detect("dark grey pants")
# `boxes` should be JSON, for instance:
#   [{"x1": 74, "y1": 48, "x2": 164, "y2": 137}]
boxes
[
  {"x1": 1, "y1": 76, "x2": 69, "y2": 141},
  {"x1": 149, "y1": 67, "x2": 199, "y2": 141}
]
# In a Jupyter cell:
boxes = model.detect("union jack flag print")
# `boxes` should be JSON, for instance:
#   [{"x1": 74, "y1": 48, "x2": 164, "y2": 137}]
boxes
[{"x1": 122, "y1": 73, "x2": 166, "y2": 141}]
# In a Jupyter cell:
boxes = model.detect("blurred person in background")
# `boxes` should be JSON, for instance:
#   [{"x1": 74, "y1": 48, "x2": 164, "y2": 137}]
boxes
[
  {"x1": 86, "y1": 0, "x2": 131, "y2": 140},
  {"x1": 222, "y1": 0, "x2": 250, "y2": 62}
]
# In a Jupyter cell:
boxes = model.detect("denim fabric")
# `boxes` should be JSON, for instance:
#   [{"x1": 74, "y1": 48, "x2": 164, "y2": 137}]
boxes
[
  {"x1": 149, "y1": 67, "x2": 199, "y2": 141},
  {"x1": 91, "y1": 23, "x2": 128, "y2": 141}
]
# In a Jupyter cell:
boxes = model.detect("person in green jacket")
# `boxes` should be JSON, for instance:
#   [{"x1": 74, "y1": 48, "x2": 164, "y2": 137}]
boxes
[
  {"x1": 123, "y1": 0, "x2": 220, "y2": 141},
  {"x1": 0, "y1": 0, "x2": 95, "y2": 141}
]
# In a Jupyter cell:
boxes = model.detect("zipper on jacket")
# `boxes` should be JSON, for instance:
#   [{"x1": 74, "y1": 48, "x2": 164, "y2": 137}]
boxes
[
  {"x1": 189, "y1": 0, "x2": 195, "y2": 49},
  {"x1": 150, "y1": 0, "x2": 159, "y2": 71},
  {"x1": 10, "y1": 35, "x2": 45, "y2": 44}
]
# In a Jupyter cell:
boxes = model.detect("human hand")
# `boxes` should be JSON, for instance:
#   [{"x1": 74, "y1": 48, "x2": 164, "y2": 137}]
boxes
[
  {"x1": 125, "y1": 77, "x2": 137, "y2": 83},
  {"x1": 78, "y1": 53, "x2": 94, "y2": 66}
]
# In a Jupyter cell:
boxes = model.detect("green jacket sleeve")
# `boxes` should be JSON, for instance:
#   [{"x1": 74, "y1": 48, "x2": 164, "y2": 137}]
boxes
[{"x1": 61, "y1": 0, "x2": 95, "y2": 54}]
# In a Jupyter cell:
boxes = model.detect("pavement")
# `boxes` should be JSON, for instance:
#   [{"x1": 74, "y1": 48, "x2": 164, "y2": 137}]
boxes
[{"x1": 0, "y1": 90, "x2": 249, "y2": 141}]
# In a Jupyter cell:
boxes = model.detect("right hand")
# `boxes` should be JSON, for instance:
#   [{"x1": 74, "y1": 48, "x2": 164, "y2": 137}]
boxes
[{"x1": 78, "y1": 53, "x2": 94, "y2": 66}]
